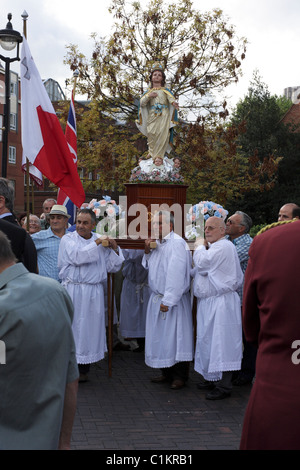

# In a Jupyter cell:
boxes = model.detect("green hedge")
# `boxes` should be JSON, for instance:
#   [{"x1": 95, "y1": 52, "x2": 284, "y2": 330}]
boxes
[{"x1": 250, "y1": 224, "x2": 267, "y2": 238}]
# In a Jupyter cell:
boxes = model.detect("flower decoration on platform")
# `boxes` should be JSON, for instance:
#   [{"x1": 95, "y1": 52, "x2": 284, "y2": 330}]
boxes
[
  {"x1": 187, "y1": 200, "x2": 228, "y2": 223},
  {"x1": 185, "y1": 201, "x2": 228, "y2": 240},
  {"x1": 87, "y1": 196, "x2": 120, "y2": 219},
  {"x1": 129, "y1": 166, "x2": 184, "y2": 184},
  {"x1": 87, "y1": 196, "x2": 121, "y2": 237}
]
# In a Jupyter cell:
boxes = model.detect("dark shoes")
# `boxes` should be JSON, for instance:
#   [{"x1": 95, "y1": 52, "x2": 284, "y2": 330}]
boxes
[
  {"x1": 133, "y1": 345, "x2": 145, "y2": 353},
  {"x1": 205, "y1": 388, "x2": 231, "y2": 400},
  {"x1": 113, "y1": 342, "x2": 131, "y2": 351},
  {"x1": 151, "y1": 375, "x2": 168, "y2": 383},
  {"x1": 150, "y1": 375, "x2": 185, "y2": 389},
  {"x1": 232, "y1": 375, "x2": 253, "y2": 386},
  {"x1": 197, "y1": 380, "x2": 215, "y2": 390},
  {"x1": 79, "y1": 373, "x2": 88, "y2": 383},
  {"x1": 170, "y1": 379, "x2": 185, "y2": 390}
]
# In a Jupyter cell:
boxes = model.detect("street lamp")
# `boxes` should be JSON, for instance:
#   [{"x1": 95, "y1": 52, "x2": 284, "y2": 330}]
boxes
[{"x1": 0, "y1": 13, "x2": 23, "y2": 177}]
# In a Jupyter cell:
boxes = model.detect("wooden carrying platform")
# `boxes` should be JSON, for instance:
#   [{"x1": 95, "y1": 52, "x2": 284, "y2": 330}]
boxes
[{"x1": 123, "y1": 182, "x2": 189, "y2": 243}]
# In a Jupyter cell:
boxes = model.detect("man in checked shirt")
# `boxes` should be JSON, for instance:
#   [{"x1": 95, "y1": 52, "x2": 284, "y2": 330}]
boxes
[{"x1": 225, "y1": 211, "x2": 257, "y2": 387}]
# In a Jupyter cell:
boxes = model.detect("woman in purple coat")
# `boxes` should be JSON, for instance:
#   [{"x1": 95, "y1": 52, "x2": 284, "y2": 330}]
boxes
[{"x1": 240, "y1": 219, "x2": 300, "y2": 450}]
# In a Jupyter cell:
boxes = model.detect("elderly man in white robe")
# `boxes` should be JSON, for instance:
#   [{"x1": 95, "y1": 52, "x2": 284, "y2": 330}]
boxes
[
  {"x1": 58, "y1": 208, "x2": 124, "y2": 382},
  {"x1": 193, "y1": 216, "x2": 243, "y2": 400},
  {"x1": 143, "y1": 211, "x2": 194, "y2": 390}
]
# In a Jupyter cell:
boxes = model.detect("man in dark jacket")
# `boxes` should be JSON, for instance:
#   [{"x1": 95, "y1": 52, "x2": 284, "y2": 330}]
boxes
[{"x1": 0, "y1": 178, "x2": 37, "y2": 273}]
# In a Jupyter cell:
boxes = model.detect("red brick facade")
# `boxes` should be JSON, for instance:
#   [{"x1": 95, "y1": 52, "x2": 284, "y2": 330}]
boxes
[{"x1": 281, "y1": 103, "x2": 300, "y2": 132}]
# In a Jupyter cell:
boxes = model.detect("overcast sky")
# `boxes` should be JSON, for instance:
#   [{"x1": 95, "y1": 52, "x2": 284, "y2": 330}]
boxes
[{"x1": 1, "y1": 0, "x2": 299, "y2": 110}]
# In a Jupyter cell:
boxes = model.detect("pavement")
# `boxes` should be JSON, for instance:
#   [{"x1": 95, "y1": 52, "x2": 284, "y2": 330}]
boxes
[{"x1": 71, "y1": 344, "x2": 252, "y2": 453}]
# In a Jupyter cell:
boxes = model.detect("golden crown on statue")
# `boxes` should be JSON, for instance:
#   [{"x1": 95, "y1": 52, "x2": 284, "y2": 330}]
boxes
[{"x1": 150, "y1": 62, "x2": 164, "y2": 73}]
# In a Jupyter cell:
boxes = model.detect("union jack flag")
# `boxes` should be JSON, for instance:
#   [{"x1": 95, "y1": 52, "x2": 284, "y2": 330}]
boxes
[{"x1": 57, "y1": 90, "x2": 80, "y2": 224}]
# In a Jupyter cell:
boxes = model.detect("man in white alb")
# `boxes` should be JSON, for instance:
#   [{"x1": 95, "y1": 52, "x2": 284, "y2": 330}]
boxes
[
  {"x1": 193, "y1": 216, "x2": 243, "y2": 400},
  {"x1": 58, "y1": 208, "x2": 124, "y2": 382},
  {"x1": 143, "y1": 211, "x2": 194, "y2": 390}
]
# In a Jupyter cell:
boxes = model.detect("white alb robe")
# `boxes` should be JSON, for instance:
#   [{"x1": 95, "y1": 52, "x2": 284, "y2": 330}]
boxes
[
  {"x1": 193, "y1": 238, "x2": 243, "y2": 381},
  {"x1": 142, "y1": 232, "x2": 194, "y2": 368},
  {"x1": 119, "y1": 249, "x2": 150, "y2": 338},
  {"x1": 58, "y1": 231, "x2": 124, "y2": 364}
]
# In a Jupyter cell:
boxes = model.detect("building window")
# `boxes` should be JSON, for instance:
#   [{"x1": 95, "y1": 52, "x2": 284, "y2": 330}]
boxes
[
  {"x1": 8, "y1": 146, "x2": 16, "y2": 164},
  {"x1": 88, "y1": 171, "x2": 93, "y2": 180},
  {"x1": 10, "y1": 113, "x2": 17, "y2": 131},
  {"x1": 10, "y1": 81, "x2": 17, "y2": 96},
  {"x1": 24, "y1": 173, "x2": 33, "y2": 186}
]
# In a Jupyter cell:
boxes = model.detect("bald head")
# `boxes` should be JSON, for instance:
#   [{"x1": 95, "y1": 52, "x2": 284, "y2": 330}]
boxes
[
  {"x1": 204, "y1": 216, "x2": 226, "y2": 244},
  {"x1": 278, "y1": 203, "x2": 300, "y2": 222}
]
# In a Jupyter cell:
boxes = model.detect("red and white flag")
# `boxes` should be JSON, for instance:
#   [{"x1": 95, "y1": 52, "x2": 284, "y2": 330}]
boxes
[
  {"x1": 20, "y1": 35, "x2": 85, "y2": 208},
  {"x1": 57, "y1": 90, "x2": 78, "y2": 224}
]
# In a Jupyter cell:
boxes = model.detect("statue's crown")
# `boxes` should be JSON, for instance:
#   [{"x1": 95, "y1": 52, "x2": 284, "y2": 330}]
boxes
[{"x1": 151, "y1": 62, "x2": 164, "y2": 73}]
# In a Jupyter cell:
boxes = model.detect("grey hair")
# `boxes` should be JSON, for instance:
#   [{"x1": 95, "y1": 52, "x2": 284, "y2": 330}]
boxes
[
  {"x1": 156, "y1": 210, "x2": 175, "y2": 229},
  {"x1": 43, "y1": 198, "x2": 57, "y2": 207},
  {"x1": 77, "y1": 208, "x2": 96, "y2": 224},
  {"x1": 235, "y1": 211, "x2": 253, "y2": 233},
  {"x1": 0, "y1": 231, "x2": 17, "y2": 264},
  {"x1": 0, "y1": 178, "x2": 14, "y2": 212},
  {"x1": 23, "y1": 215, "x2": 42, "y2": 227}
]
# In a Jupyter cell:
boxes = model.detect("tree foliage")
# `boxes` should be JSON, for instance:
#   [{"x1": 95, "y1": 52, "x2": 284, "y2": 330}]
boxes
[
  {"x1": 65, "y1": 0, "x2": 247, "y2": 122},
  {"x1": 224, "y1": 71, "x2": 299, "y2": 224},
  {"x1": 62, "y1": 0, "x2": 250, "y2": 195},
  {"x1": 57, "y1": 99, "x2": 138, "y2": 193},
  {"x1": 230, "y1": 71, "x2": 291, "y2": 159},
  {"x1": 174, "y1": 118, "x2": 281, "y2": 206}
]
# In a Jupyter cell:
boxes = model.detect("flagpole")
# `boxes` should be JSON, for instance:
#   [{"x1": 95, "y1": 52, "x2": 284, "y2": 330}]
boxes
[
  {"x1": 72, "y1": 69, "x2": 78, "y2": 97},
  {"x1": 22, "y1": 11, "x2": 31, "y2": 231},
  {"x1": 71, "y1": 70, "x2": 115, "y2": 376}
]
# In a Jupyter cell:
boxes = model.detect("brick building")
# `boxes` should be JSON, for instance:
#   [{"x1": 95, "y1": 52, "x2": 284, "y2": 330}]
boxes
[
  {"x1": 1, "y1": 68, "x2": 145, "y2": 219},
  {"x1": 0, "y1": 68, "x2": 97, "y2": 218},
  {"x1": 281, "y1": 103, "x2": 300, "y2": 132},
  {"x1": 0, "y1": 66, "x2": 25, "y2": 214}
]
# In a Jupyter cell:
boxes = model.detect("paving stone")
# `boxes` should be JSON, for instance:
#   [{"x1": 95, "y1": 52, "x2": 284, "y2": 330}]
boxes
[{"x1": 71, "y1": 351, "x2": 252, "y2": 451}]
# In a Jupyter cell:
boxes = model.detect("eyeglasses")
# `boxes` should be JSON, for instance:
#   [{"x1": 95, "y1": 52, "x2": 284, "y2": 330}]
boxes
[{"x1": 227, "y1": 219, "x2": 243, "y2": 226}]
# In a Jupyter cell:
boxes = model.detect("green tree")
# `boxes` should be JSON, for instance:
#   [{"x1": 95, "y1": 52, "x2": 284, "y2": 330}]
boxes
[
  {"x1": 225, "y1": 71, "x2": 296, "y2": 223},
  {"x1": 66, "y1": 0, "x2": 247, "y2": 121},
  {"x1": 63, "y1": 0, "x2": 248, "y2": 193},
  {"x1": 230, "y1": 71, "x2": 290, "y2": 159},
  {"x1": 174, "y1": 117, "x2": 280, "y2": 206},
  {"x1": 57, "y1": 99, "x2": 137, "y2": 193}
]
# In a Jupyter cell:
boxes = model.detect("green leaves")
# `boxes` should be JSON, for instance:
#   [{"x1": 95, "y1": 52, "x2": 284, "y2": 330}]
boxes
[{"x1": 65, "y1": 0, "x2": 247, "y2": 122}]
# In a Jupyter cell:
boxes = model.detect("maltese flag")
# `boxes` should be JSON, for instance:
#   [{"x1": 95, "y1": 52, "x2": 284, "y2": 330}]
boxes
[{"x1": 20, "y1": 35, "x2": 85, "y2": 208}]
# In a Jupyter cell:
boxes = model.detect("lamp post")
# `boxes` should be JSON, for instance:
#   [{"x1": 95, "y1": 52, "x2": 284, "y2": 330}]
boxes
[{"x1": 0, "y1": 13, "x2": 23, "y2": 177}]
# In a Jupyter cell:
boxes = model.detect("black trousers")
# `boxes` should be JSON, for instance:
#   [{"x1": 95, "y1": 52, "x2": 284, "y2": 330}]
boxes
[
  {"x1": 78, "y1": 363, "x2": 90, "y2": 374},
  {"x1": 161, "y1": 361, "x2": 190, "y2": 382}
]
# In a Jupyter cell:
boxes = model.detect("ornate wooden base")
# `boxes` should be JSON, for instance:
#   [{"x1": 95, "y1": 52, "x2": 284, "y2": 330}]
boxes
[{"x1": 123, "y1": 182, "x2": 189, "y2": 240}]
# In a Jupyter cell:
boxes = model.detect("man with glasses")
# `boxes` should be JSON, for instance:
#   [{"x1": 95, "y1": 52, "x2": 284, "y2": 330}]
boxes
[
  {"x1": 225, "y1": 211, "x2": 256, "y2": 387},
  {"x1": 193, "y1": 216, "x2": 243, "y2": 400},
  {"x1": 21, "y1": 214, "x2": 42, "y2": 235},
  {"x1": 32, "y1": 205, "x2": 70, "y2": 281}
]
